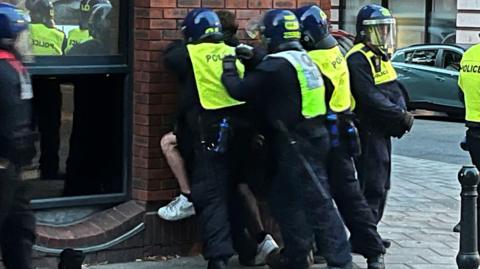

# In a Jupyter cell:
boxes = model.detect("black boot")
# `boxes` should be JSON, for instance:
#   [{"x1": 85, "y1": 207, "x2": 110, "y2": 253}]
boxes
[
  {"x1": 382, "y1": 239, "x2": 391, "y2": 249},
  {"x1": 58, "y1": 249, "x2": 85, "y2": 269},
  {"x1": 367, "y1": 255, "x2": 385, "y2": 269},
  {"x1": 453, "y1": 222, "x2": 461, "y2": 233},
  {"x1": 207, "y1": 258, "x2": 228, "y2": 269}
]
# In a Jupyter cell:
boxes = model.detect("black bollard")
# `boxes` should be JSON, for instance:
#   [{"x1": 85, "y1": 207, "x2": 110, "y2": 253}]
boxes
[{"x1": 457, "y1": 166, "x2": 480, "y2": 269}]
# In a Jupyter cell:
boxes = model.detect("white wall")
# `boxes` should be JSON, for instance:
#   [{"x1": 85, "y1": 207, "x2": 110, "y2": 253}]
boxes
[{"x1": 457, "y1": 0, "x2": 480, "y2": 44}]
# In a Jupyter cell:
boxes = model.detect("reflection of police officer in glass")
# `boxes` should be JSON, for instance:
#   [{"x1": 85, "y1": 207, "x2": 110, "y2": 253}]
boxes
[
  {"x1": 222, "y1": 9, "x2": 352, "y2": 269},
  {"x1": 167, "y1": 9, "x2": 256, "y2": 269},
  {"x1": 0, "y1": 3, "x2": 37, "y2": 269},
  {"x1": 65, "y1": 0, "x2": 94, "y2": 53},
  {"x1": 346, "y1": 5, "x2": 413, "y2": 225},
  {"x1": 26, "y1": 0, "x2": 66, "y2": 180},
  {"x1": 295, "y1": 5, "x2": 386, "y2": 269},
  {"x1": 67, "y1": 0, "x2": 112, "y2": 55},
  {"x1": 459, "y1": 44, "x2": 480, "y2": 172}
]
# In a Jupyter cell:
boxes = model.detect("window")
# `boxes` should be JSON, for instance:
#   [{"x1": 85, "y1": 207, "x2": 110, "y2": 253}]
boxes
[
  {"x1": 411, "y1": 49, "x2": 437, "y2": 66},
  {"x1": 442, "y1": 50, "x2": 462, "y2": 71},
  {"x1": 428, "y1": 0, "x2": 457, "y2": 44},
  {"x1": 392, "y1": 50, "x2": 415, "y2": 63},
  {"x1": 5, "y1": 0, "x2": 130, "y2": 74},
  {"x1": 389, "y1": 0, "x2": 427, "y2": 48}
]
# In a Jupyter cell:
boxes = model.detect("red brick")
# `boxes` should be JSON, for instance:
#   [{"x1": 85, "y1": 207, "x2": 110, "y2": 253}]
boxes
[
  {"x1": 133, "y1": 146, "x2": 163, "y2": 158},
  {"x1": 164, "y1": 8, "x2": 189, "y2": 19},
  {"x1": 202, "y1": 0, "x2": 225, "y2": 8},
  {"x1": 236, "y1": 9, "x2": 260, "y2": 19},
  {"x1": 248, "y1": 0, "x2": 272, "y2": 8},
  {"x1": 178, "y1": 0, "x2": 201, "y2": 7},
  {"x1": 135, "y1": 0, "x2": 150, "y2": 7},
  {"x1": 150, "y1": 19, "x2": 177, "y2": 29},
  {"x1": 133, "y1": 189, "x2": 178, "y2": 201},
  {"x1": 226, "y1": 0, "x2": 247, "y2": 8},
  {"x1": 135, "y1": 7, "x2": 151, "y2": 18},
  {"x1": 298, "y1": 0, "x2": 320, "y2": 6},
  {"x1": 162, "y1": 30, "x2": 183, "y2": 40},
  {"x1": 273, "y1": 0, "x2": 295, "y2": 8},
  {"x1": 134, "y1": 124, "x2": 165, "y2": 136},
  {"x1": 135, "y1": 29, "x2": 163, "y2": 40},
  {"x1": 150, "y1": 0, "x2": 176, "y2": 7}
]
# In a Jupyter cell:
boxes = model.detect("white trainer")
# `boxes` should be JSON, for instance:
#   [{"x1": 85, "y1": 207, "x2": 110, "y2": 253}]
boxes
[
  {"x1": 157, "y1": 194, "x2": 195, "y2": 221},
  {"x1": 254, "y1": 234, "x2": 279, "y2": 265}
]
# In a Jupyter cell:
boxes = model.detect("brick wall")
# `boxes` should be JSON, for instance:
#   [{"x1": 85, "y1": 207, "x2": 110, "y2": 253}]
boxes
[{"x1": 132, "y1": 0, "x2": 332, "y2": 203}]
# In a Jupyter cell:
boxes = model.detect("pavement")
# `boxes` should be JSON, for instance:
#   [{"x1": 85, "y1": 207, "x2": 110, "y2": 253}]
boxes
[{"x1": 87, "y1": 153, "x2": 465, "y2": 269}]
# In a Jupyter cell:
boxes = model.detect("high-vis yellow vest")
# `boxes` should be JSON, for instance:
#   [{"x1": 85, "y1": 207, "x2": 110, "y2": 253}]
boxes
[
  {"x1": 187, "y1": 42, "x2": 245, "y2": 110},
  {"x1": 30, "y1": 23, "x2": 65, "y2": 56},
  {"x1": 346, "y1": 43, "x2": 397, "y2": 86},
  {"x1": 66, "y1": 28, "x2": 91, "y2": 53},
  {"x1": 459, "y1": 43, "x2": 480, "y2": 123},
  {"x1": 308, "y1": 46, "x2": 353, "y2": 112},
  {"x1": 268, "y1": 50, "x2": 327, "y2": 118}
]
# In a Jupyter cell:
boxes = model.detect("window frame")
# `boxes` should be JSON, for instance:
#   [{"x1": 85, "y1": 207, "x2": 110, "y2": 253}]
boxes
[{"x1": 30, "y1": 0, "x2": 134, "y2": 209}]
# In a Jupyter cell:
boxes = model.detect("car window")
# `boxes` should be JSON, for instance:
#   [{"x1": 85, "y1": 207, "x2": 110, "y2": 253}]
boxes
[
  {"x1": 392, "y1": 50, "x2": 414, "y2": 63},
  {"x1": 411, "y1": 49, "x2": 438, "y2": 66},
  {"x1": 442, "y1": 50, "x2": 462, "y2": 71}
]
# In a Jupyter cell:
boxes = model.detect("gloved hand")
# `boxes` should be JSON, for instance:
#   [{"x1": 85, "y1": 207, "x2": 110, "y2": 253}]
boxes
[
  {"x1": 223, "y1": 55, "x2": 237, "y2": 73},
  {"x1": 235, "y1": 43, "x2": 255, "y2": 60},
  {"x1": 402, "y1": 111, "x2": 414, "y2": 133},
  {"x1": 390, "y1": 111, "x2": 414, "y2": 138}
]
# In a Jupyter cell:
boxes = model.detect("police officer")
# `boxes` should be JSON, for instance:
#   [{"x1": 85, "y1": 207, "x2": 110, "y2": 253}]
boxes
[
  {"x1": 222, "y1": 9, "x2": 352, "y2": 269},
  {"x1": 65, "y1": 0, "x2": 94, "y2": 53},
  {"x1": 0, "y1": 3, "x2": 37, "y2": 269},
  {"x1": 26, "y1": 0, "x2": 66, "y2": 180},
  {"x1": 165, "y1": 8, "x2": 255, "y2": 269},
  {"x1": 459, "y1": 43, "x2": 480, "y2": 170},
  {"x1": 295, "y1": 5, "x2": 386, "y2": 269},
  {"x1": 346, "y1": 5, "x2": 414, "y2": 225}
]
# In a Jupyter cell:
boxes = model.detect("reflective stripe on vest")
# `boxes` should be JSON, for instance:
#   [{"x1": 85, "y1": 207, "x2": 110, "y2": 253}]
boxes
[
  {"x1": 187, "y1": 43, "x2": 245, "y2": 110},
  {"x1": 308, "y1": 46, "x2": 354, "y2": 112},
  {"x1": 66, "y1": 28, "x2": 91, "y2": 53},
  {"x1": 346, "y1": 43, "x2": 397, "y2": 85},
  {"x1": 459, "y1": 43, "x2": 480, "y2": 123},
  {"x1": 268, "y1": 50, "x2": 327, "y2": 118},
  {"x1": 30, "y1": 24, "x2": 65, "y2": 56}
]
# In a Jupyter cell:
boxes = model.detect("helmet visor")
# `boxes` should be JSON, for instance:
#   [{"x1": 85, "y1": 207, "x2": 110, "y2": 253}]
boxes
[{"x1": 363, "y1": 18, "x2": 396, "y2": 51}]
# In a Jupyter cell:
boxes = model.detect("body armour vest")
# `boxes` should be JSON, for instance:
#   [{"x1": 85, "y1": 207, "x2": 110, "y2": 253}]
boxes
[
  {"x1": 459, "y1": 43, "x2": 480, "y2": 123},
  {"x1": 30, "y1": 23, "x2": 65, "y2": 56}
]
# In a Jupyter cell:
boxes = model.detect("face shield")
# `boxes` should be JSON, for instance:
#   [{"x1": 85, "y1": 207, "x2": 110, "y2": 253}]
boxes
[{"x1": 363, "y1": 18, "x2": 396, "y2": 53}]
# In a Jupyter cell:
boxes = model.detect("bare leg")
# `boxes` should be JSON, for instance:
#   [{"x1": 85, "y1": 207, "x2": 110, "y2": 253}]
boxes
[
  {"x1": 160, "y1": 132, "x2": 191, "y2": 194},
  {"x1": 237, "y1": 183, "x2": 265, "y2": 239}
]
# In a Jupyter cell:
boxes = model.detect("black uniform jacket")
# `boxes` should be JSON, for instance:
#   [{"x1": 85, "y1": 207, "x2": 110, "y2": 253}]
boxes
[
  {"x1": 347, "y1": 50, "x2": 407, "y2": 133},
  {"x1": 0, "y1": 49, "x2": 36, "y2": 167}
]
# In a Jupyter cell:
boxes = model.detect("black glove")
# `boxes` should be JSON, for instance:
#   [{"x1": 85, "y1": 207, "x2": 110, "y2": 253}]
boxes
[
  {"x1": 402, "y1": 111, "x2": 414, "y2": 133},
  {"x1": 223, "y1": 55, "x2": 237, "y2": 73},
  {"x1": 390, "y1": 111, "x2": 414, "y2": 138},
  {"x1": 235, "y1": 44, "x2": 254, "y2": 61}
]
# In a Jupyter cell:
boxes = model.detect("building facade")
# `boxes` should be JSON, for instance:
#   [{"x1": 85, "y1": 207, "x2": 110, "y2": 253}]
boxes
[{"x1": 332, "y1": 0, "x2": 480, "y2": 47}]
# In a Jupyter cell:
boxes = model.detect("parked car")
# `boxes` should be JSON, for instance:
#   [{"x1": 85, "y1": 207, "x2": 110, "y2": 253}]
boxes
[{"x1": 392, "y1": 43, "x2": 470, "y2": 117}]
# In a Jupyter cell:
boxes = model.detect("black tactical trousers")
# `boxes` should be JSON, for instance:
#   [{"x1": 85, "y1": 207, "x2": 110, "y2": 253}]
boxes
[
  {"x1": 0, "y1": 166, "x2": 36, "y2": 269},
  {"x1": 268, "y1": 128, "x2": 352, "y2": 268},
  {"x1": 356, "y1": 129, "x2": 392, "y2": 224},
  {"x1": 32, "y1": 77, "x2": 62, "y2": 178},
  {"x1": 467, "y1": 128, "x2": 480, "y2": 170},
  {"x1": 188, "y1": 124, "x2": 257, "y2": 261},
  {"x1": 324, "y1": 141, "x2": 385, "y2": 258}
]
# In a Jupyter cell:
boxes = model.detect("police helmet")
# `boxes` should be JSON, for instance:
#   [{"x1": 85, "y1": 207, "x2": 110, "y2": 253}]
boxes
[
  {"x1": 0, "y1": 2, "x2": 28, "y2": 39},
  {"x1": 80, "y1": 0, "x2": 110, "y2": 30},
  {"x1": 87, "y1": 2, "x2": 112, "y2": 39},
  {"x1": 181, "y1": 8, "x2": 222, "y2": 44},
  {"x1": 295, "y1": 5, "x2": 337, "y2": 50},
  {"x1": 356, "y1": 4, "x2": 396, "y2": 52},
  {"x1": 25, "y1": 0, "x2": 55, "y2": 27},
  {"x1": 259, "y1": 9, "x2": 302, "y2": 52}
]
